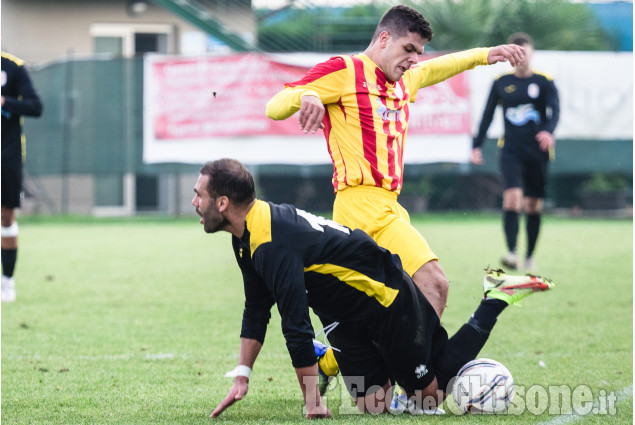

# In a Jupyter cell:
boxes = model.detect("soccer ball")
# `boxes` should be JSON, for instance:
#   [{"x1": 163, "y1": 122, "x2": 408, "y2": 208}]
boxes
[{"x1": 451, "y1": 358, "x2": 514, "y2": 414}]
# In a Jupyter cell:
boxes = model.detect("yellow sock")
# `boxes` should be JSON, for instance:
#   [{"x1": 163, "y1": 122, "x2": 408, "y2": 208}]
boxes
[{"x1": 318, "y1": 347, "x2": 339, "y2": 376}]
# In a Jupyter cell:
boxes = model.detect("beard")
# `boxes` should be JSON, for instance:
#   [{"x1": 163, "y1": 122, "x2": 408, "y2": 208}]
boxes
[
  {"x1": 198, "y1": 206, "x2": 229, "y2": 234},
  {"x1": 204, "y1": 216, "x2": 229, "y2": 234}
]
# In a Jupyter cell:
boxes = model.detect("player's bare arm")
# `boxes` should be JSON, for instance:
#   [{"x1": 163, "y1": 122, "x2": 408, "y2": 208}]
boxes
[
  {"x1": 296, "y1": 364, "x2": 331, "y2": 419},
  {"x1": 535, "y1": 130, "x2": 555, "y2": 151},
  {"x1": 298, "y1": 95, "x2": 325, "y2": 134},
  {"x1": 487, "y1": 44, "x2": 525, "y2": 66}
]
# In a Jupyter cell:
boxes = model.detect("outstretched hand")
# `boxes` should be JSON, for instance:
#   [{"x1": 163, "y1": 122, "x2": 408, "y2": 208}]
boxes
[
  {"x1": 487, "y1": 44, "x2": 525, "y2": 67},
  {"x1": 210, "y1": 376, "x2": 249, "y2": 418}
]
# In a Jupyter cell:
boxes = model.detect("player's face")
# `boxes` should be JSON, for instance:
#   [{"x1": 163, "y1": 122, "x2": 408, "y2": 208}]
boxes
[
  {"x1": 192, "y1": 174, "x2": 227, "y2": 234},
  {"x1": 379, "y1": 31, "x2": 427, "y2": 82},
  {"x1": 516, "y1": 43, "x2": 534, "y2": 73}
]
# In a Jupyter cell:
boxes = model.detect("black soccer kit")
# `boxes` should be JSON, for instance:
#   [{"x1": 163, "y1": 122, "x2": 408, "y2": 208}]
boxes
[
  {"x1": 1, "y1": 52, "x2": 43, "y2": 208},
  {"x1": 473, "y1": 71, "x2": 560, "y2": 197},
  {"x1": 233, "y1": 200, "x2": 451, "y2": 397}
]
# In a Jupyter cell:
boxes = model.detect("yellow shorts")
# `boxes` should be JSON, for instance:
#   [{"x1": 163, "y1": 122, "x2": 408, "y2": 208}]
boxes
[{"x1": 333, "y1": 186, "x2": 438, "y2": 276}]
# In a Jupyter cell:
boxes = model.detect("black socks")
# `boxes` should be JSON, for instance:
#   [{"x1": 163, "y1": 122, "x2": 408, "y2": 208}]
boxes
[
  {"x1": 526, "y1": 213, "x2": 541, "y2": 259},
  {"x1": 435, "y1": 298, "x2": 508, "y2": 391},
  {"x1": 468, "y1": 298, "x2": 508, "y2": 335},
  {"x1": 503, "y1": 210, "x2": 519, "y2": 253},
  {"x1": 1, "y1": 248, "x2": 17, "y2": 278}
]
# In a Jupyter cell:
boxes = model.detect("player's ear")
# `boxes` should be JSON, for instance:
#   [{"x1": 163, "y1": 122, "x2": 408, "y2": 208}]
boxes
[
  {"x1": 217, "y1": 196, "x2": 230, "y2": 212},
  {"x1": 378, "y1": 30, "x2": 390, "y2": 48}
]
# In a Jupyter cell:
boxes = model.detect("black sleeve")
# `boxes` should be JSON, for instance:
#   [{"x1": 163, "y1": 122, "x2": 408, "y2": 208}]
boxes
[
  {"x1": 240, "y1": 265, "x2": 275, "y2": 345},
  {"x1": 253, "y1": 243, "x2": 316, "y2": 369},
  {"x1": 3, "y1": 64, "x2": 43, "y2": 117},
  {"x1": 541, "y1": 79, "x2": 560, "y2": 135},
  {"x1": 473, "y1": 81, "x2": 500, "y2": 148},
  {"x1": 235, "y1": 238, "x2": 275, "y2": 345}
]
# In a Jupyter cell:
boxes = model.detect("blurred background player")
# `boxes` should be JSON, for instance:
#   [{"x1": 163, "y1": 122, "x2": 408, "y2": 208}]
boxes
[
  {"x1": 1, "y1": 51, "x2": 43, "y2": 302},
  {"x1": 266, "y1": 5, "x2": 525, "y2": 320},
  {"x1": 471, "y1": 33, "x2": 560, "y2": 272}
]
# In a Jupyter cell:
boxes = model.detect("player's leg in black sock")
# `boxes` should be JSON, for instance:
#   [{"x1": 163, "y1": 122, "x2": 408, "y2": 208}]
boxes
[
  {"x1": 526, "y1": 213, "x2": 541, "y2": 259},
  {"x1": 503, "y1": 210, "x2": 519, "y2": 254},
  {"x1": 1, "y1": 248, "x2": 17, "y2": 278},
  {"x1": 433, "y1": 299, "x2": 508, "y2": 392}
]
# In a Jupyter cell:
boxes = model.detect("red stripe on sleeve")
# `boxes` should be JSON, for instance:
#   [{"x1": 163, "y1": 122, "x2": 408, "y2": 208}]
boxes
[
  {"x1": 353, "y1": 56, "x2": 383, "y2": 187},
  {"x1": 285, "y1": 56, "x2": 347, "y2": 88}
]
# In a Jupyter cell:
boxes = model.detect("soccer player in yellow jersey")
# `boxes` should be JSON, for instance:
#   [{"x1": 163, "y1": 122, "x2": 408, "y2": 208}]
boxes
[{"x1": 266, "y1": 5, "x2": 524, "y2": 319}]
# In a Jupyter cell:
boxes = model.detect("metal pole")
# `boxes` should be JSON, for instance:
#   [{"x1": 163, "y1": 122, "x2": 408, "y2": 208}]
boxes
[
  {"x1": 61, "y1": 50, "x2": 74, "y2": 214},
  {"x1": 123, "y1": 57, "x2": 136, "y2": 216}
]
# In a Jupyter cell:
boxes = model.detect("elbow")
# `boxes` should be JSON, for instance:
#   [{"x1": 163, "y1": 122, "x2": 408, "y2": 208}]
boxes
[
  {"x1": 265, "y1": 101, "x2": 276, "y2": 120},
  {"x1": 265, "y1": 99, "x2": 283, "y2": 120},
  {"x1": 30, "y1": 99, "x2": 43, "y2": 117},
  {"x1": 34, "y1": 103, "x2": 43, "y2": 117}
]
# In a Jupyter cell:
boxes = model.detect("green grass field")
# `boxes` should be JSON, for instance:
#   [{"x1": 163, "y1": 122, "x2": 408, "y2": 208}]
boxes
[{"x1": 1, "y1": 213, "x2": 632, "y2": 424}]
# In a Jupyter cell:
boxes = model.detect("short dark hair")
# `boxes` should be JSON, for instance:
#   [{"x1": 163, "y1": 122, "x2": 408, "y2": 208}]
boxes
[
  {"x1": 200, "y1": 158, "x2": 255, "y2": 206},
  {"x1": 372, "y1": 5, "x2": 433, "y2": 42},
  {"x1": 507, "y1": 32, "x2": 533, "y2": 46}
]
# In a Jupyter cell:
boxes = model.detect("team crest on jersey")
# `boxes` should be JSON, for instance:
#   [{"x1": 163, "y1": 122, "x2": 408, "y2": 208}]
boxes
[
  {"x1": 504, "y1": 84, "x2": 516, "y2": 93},
  {"x1": 528, "y1": 83, "x2": 540, "y2": 99}
]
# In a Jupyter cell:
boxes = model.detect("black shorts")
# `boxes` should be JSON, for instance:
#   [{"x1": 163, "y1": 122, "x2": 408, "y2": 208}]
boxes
[
  {"x1": 324, "y1": 271, "x2": 448, "y2": 398},
  {"x1": 1, "y1": 165, "x2": 23, "y2": 208},
  {"x1": 499, "y1": 150, "x2": 548, "y2": 198}
]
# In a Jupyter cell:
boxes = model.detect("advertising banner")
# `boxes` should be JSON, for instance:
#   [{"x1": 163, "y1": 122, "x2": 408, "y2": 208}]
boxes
[{"x1": 143, "y1": 52, "x2": 472, "y2": 164}]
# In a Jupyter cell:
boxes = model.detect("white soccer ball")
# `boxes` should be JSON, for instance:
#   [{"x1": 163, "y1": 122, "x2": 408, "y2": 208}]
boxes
[{"x1": 452, "y1": 358, "x2": 514, "y2": 414}]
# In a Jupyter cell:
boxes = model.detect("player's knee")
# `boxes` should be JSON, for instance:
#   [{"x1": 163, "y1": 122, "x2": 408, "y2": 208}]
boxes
[
  {"x1": 1, "y1": 214, "x2": 15, "y2": 228},
  {"x1": 523, "y1": 197, "x2": 543, "y2": 214}
]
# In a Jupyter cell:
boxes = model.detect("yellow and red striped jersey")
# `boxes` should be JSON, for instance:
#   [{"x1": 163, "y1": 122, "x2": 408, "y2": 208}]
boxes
[{"x1": 266, "y1": 48, "x2": 490, "y2": 194}]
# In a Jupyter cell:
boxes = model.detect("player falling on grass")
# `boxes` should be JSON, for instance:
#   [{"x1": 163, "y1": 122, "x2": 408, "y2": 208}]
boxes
[
  {"x1": 471, "y1": 33, "x2": 560, "y2": 272},
  {"x1": 1, "y1": 51, "x2": 43, "y2": 302},
  {"x1": 266, "y1": 5, "x2": 525, "y2": 323},
  {"x1": 194, "y1": 158, "x2": 554, "y2": 419}
]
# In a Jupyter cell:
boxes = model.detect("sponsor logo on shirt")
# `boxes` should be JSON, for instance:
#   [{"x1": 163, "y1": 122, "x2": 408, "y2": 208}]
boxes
[
  {"x1": 505, "y1": 103, "x2": 541, "y2": 126},
  {"x1": 362, "y1": 81, "x2": 385, "y2": 91},
  {"x1": 376, "y1": 99, "x2": 403, "y2": 122}
]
